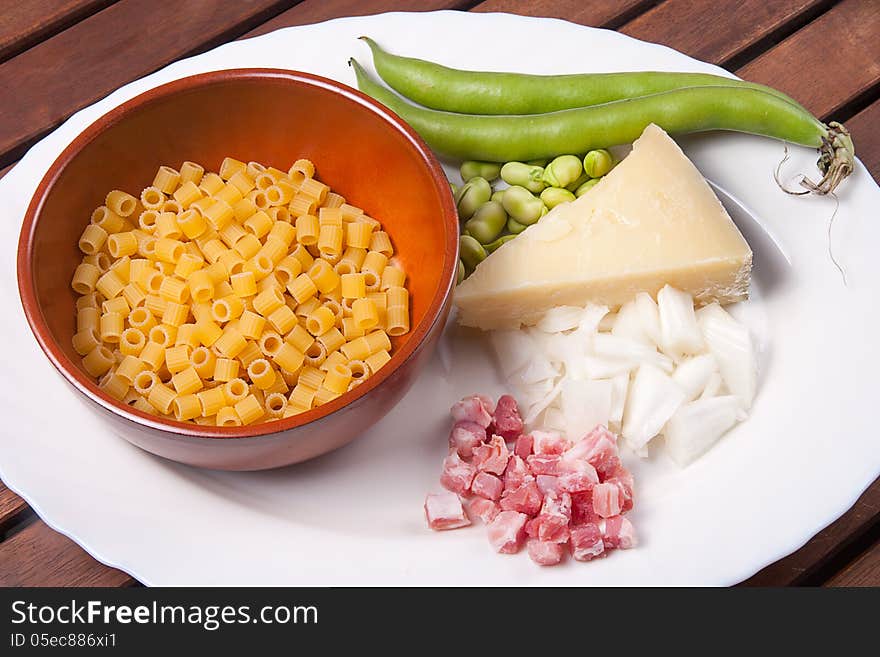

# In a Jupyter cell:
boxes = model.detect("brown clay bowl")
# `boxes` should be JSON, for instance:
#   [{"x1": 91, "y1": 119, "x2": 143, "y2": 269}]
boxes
[{"x1": 17, "y1": 69, "x2": 458, "y2": 471}]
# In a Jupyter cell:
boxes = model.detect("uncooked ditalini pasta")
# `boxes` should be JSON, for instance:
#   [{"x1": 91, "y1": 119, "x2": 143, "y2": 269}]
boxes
[{"x1": 70, "y1": 158, "x2": 410, "y2": 426}]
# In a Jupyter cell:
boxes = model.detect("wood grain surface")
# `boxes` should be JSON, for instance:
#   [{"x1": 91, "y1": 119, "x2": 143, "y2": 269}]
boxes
[{"x1": 0, "y1": 0, "x2": 878, "y2": 587}]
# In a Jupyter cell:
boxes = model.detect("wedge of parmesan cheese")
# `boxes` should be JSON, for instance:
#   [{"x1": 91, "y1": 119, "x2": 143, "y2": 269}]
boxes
[{"x1": 455, "y1": 124, "x2": 752, "y2": 330}]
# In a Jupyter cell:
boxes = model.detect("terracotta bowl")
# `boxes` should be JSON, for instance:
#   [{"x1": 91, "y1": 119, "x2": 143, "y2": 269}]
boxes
[{"x1": 17, "y1": 69, "x2": 458, "y2": 471}]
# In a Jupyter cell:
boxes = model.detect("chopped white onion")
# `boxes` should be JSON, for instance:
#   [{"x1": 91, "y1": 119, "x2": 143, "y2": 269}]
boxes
[
  {"x1": 489, "y1": 329, "x2": 534, "y2": 378},
  {"x1": 671, "y1": 354, "x2": 718, "y2": 401},
  {"x1": 622, "y1": 363, "x2": 686, "y2": 450},
  {"x1": 536, "y1": 305, "x2": 585, "y2": 333},
  {"x1": 657, "y1": 285, "x2": 705, "y2": 359},
  {"x1": 699, "y1": 372, "x2": 725, "y2": 400},
  {"x1": 664, "y1": 396, "x2": 746, "y2": 466},
  {"x1": 634, "y1": 292, "x2": 662, "y2": 346},
  {"x1": 592, "y1": 334, "x2": 673, "y2": 373},
  {"x1": 608, "y1": 373, "x2": 629, "y2": 428},
  {"x1": 697, "y1": 303, "x2": 757, "y2": 408},
  {"x1": 561, "y1": 377, "x2": 613, "y2": 440},
  {"x1": 612, "y1": 300, "x2": 653, "y2": 344}
]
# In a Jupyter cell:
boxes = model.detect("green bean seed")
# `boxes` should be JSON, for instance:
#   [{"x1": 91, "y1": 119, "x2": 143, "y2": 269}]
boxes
[
  {"x1": 484, "y1": 234, "x2": 517, "y2": 253},
  {"x1": 460, "y1": 234, "x2": 488, "y2": 270},
  {"x1": 575, "y1": 178, "x2": 601, "y2": 197},
  {"x1": 464, "y1": 201, "x2": 507, "y2": 244},
  {"x1": 490, "y1": 189, "x2": 505, "y2": 204},
  {"x1": 455, "y1": 176, "x2": 492, "y2": 220},
  {"x1": 500, "y1": 162, "x2": 546, "y2": 193},
  {"x1": 540, "y1": 187, "x2": 576, "y2": 209},
  {"x1": 565, "y1": 172, "x2": 591, "y2": 192},
  {"x1": 542, "y1": 155, "x2": 583, "y2": 188},
  {"x1": 457, "y1": 259, "x2": 465, "y2": 284},
  {"x1": 507, "y1": 217, "x2": 528, "y2": 234},
  {"x1": 460, "y1": 160, "x2": 502, "y2": 182},
  {"x1": 583, "y1": 149, "x2": 614, "y2": 178},
  {"x1": 502, "y1": 185, "x2": 546, "y2": 225}
]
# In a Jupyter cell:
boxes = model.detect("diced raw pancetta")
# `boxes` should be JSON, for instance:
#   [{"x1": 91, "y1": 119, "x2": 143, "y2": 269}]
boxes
[
  {"x1": 468, "y1": 498, "x2": 500, "y2": 524},
  {"x1": 605, "y1": 464, "x2": 635, "y2": 512},
  {"x1": 451, "y1": 395, "x2": 494, "y2": 428},
  {"x1": 563, "y1": 425, "x2": 620, "y2": 478},
  {"x1": 499, "y1": 480, "x2": 543, "y2": 517},
  {"x1": 424, "y1": 492, "x2": 471, "y2": 531},
  {"x1": 440, "y1": 452, "x2": 477, "y2": 495},
  {"x1": 535, "y1": 475, "x2": 560, "y2": 496},
  {"x1": 527, "y1": 539, "x2": 565, "y2": 566},
  {"x1": 531, "y1": 429, "x2": 571, "y2": 455},
  {"x1": 487, "y1": 510, "x2": 528, "y2": 554},
  {"x1": 526, "y1": 454, "x2": 561, "y2": 476},
  {"x1": 514, "y1": 433, "x2": 534, "y2": 458},
  {"x1": 448, "y1": 421, "x2": 486, "y2": 459},
  {"x1": 491, "y1": 394, "x2": 524, "y2": 440},
  {"x1": 503, "y1": 455, "x2": 534, "y2": 491},
  {"x1": 591, "y1": 482, "x2": 623, "y2": 518},
  {"x1": 471, "y1": 471, "x2": 504, "y2": 501},
  {"x1": 472, "y1": 435, "x2": 510, "y2": 475},
  {"x1": 571, "y1": 490, "x2": 598, "y2": 525},
  {"x1": 570, "y1": 523, "x2": 605, "y2": 561},
  {"x1": 601, "y1": 516, "x2": 637, "y2": 549},
  {"x1": 530, "y1": 491, "x2": 572, "y2": 543},
  {"x1": 557, "y1": 459, "x2": 599, "y2": 493}
]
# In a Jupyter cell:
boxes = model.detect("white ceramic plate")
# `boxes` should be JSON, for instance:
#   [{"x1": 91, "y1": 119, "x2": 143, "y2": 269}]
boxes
[{"x1": 2, "y1": 11, "x2": 879, "y2": 586}]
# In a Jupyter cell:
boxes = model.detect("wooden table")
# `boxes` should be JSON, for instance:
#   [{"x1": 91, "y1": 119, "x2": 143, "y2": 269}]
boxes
[{"x1": 1, "y1": 0, "x2": 878, "y2": 587}]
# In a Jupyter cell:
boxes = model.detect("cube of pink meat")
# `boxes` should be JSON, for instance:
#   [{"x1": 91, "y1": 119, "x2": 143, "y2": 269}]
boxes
[
  {"x1": 571, "y1": 490, "x2": 598, "y2": 525},
  {"x1": 563, "y1": 425, "x2": 620, "y2": 479},
  {"x1": 531, "y1": 430, "x2": 571, "y2": 455},
  {"x1": 526, "y1": 454, "x2": 560, "y2": 476},
  {"x1": 503, "y1": 455, "x2": 534, "y2": 491},
  {"x1": 471, "y1": 471, "x2": 504, "y2": 501},
  {"x1": 591, "y1": 482, "x2": 623, "y2": 518},
  {"x1": 487, "y1": 510, "x2": 528, "y2": 554},
  {"x1": 440, "y1": 452, "x2": 477, "y2": 495},
  {"x1": 605, "y1": 464, "x2": 635, "y2": 512},
  {"x1": 570, "y1": 523, "x2": 605, "y2": 561},
  {"x1": 499, "y1": 480, "x2": 543, "y2": 517},
  {"x1": 530, "y1": 491, "x2": 571, "y2": 543},
  {"x1": 472, "y1": 435, "x2": 510, "y2": 475},
  {"x1": 514, "y1": 434, "x2": 533, "y2": 459},
  {"x1": 527, "y1": 539, "x2": 565, "y2": 566},
  {"x1": 451, "y1": 395, "x2": 493, "y2": 428},
  {"x1": 425, "y1": 492, "x2": 471, "y2": 531},
  {"x1": 535, "y1": 475, "x2": 559, "y2": 496},
  {"x1": 468, "y1": 498, "x2": 500, "y2": 524},
  {"x1": 490, "y1": 394, "x2": 523, "y2": 440},
  {"x1": 601, "y1": 516, "x2": 637, "y2": 549},
  {"x1": 448, "y1": 421, "x2": 486, "y2": 459},
  {"x1": 557, "y1": 459, "x2": 599, "y2": 493}
]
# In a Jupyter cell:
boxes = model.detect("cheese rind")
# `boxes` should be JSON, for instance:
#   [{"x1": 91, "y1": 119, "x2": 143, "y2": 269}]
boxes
[{"x1": 455, "y1": 124, "x2": 752, "y2": 330}]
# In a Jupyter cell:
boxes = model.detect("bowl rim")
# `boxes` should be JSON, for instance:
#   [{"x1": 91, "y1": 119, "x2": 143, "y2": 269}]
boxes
[{"x1": 16, "y1": 67, "x2": 458, "y2": 440}]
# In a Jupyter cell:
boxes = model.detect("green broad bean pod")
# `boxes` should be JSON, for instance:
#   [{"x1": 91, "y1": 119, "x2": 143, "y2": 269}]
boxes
[
  {"x1": 501, "y1": 185, "x2": 546, "y2": 225},
  {"x1": 460, "y1": 160, "x2": 501, "y2": 182},
  {"x1": 500, "y1": 162, "x2": 546, "y2": 193},
  {"x1": 455, "y1": 176, "x2": 492, "y2": 220},
  {"x1": 464, "y1": 200, "x2": 507, "y2": 244},
  {"x1": 542, "y1": 155, "x2": 583, "y2": 188}
]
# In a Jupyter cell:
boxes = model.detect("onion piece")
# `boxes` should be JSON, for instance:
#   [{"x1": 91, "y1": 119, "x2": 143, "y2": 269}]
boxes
[
  {"x1": 612, "y1": 300, "x2": 652, "y2": 344},
  {"x1": 489, "y1": 329, "x2": 534, "y2": 379},
  {"x1": 622, "y1": 363, "x2": 686, "y2": 450},
  {"x1": 699, "y1": 372, "x2": 725, "y2": 400},
  {"x1": 561, "y1": 377, "x2": 613, "y2": 440},
  {"x1": 608, "y1": 373, "x2": 629, "y2": 428},
  {"x1": 664, "y1": 396, "x2": 746, "y2": 466},
  {"x1": 592, "y1": 334, "x2": 673, "y2": 373},
  {"x1": 583, "y1": 355, "x2": 636, "y2": 379},
  {"x1": 671, "y1": 354, "x2": 718, "y2": 401},
  {"x1": 658, "y1": 285, "x2": 705, "y2": 359},
  {"x1": 634, "y1": 292, "x2": 662, "y2": 347},
  {"x1": 536, "y1": 305, "x2": 584, "y2": 333},
  {"x1": 697, "y1": 303, "x2": 757, "y2": 409}
]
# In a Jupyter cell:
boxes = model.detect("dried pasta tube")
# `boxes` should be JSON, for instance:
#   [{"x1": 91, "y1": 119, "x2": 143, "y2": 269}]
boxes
[
  {"x1": 216, "y1": 406, "x2": 242, "y2": 426},
  {"x1": 386, "y1": 305, "x2": 410, "y2": 336},
  {"x1": 153, "y1": 166, "x2": 180, "y2": 193},
  {"x1": 106, "y1": 190, "x2": 138, "y2": 217},
  {"x1": 78, "y1": 224, "x2": 108, "y2": 255}
]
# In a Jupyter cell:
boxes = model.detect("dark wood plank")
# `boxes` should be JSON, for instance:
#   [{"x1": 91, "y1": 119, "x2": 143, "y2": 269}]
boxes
[
  {"x1": 742, "y1": 479, "x2": 880, "y2": 585},
  {"x1": 846, "y1": 100, "x2": 880, "y2": 183},
  {"x1": 248, "y1": 0, "x2": 474, "y2": 38},
  {"x1": 0, "y1": 0, "x2": 117, "y2": 62},
  {"x1": 736, "y1": 0, "x2": 880, "y2": 120},
  {"x1": 621, "y1": 0, "x2": 831, "y2": 67},
  {"x1": 0, "y1": 482, "x2": 29, "y2": 533},
  {"x1": 0, "y1": 520, "x2": 135, "y2": 586},
  {"x1": 471, "y1": 0, "x2": 654, "y2": 29},
  {"x1": 0, "y1": 0, "x2": 299, "y2": 168},
  {"x1": 825, "y1": 541, "x2": 880, "y2": 586}
]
